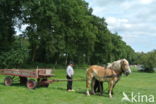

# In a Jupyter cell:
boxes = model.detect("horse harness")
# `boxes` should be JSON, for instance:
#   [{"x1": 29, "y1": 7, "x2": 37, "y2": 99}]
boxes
[{"x1": 103, "y1": 74, "x2": 121, "y2": 78}]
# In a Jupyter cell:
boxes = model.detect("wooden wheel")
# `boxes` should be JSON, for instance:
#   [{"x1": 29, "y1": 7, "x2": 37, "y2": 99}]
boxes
[
  {"x1": 4, "y1": 76, "x2": 13, "y2": 86},
  {"x1": 26, "y1": 79, "x2": 37, "y2": 89}
]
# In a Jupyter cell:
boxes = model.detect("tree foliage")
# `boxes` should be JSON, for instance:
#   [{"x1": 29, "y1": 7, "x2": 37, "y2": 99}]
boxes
[
  {"x1": 136, "y1": 50, "x2": 156, "y2": 72},
  {"x1": 0, "y1": 0, "x2": 138, "y2": 68},
  {"x1": 0, "y1": 36, "x2": 29, "y2": 68}
]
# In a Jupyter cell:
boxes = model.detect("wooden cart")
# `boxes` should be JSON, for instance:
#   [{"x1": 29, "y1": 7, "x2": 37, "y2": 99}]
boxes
[{"x1": 0, "y1": 69, "x2": 52, "y2": 89}]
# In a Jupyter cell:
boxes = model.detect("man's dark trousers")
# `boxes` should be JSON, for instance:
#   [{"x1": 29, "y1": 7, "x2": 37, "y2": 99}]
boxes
[{"x1": 66, "y1": 75, "x2": 72, "y2": 90}]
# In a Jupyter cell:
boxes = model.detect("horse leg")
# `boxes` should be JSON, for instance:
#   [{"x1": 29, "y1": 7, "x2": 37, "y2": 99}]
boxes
[
  {"x1": 94, "y1": 79, "x2": 98, "y2": 93},
  {"x1": 99, "y1": 81, "x2": 103, "y2": 96},
  {"x1": 91, "y1": 78, "x2": 96, "y2": 94},
  {"x1": 111, "y1": 79, "x2": 120, "y2": 95},
  {"x1": 108, "y1": 81, "x2": 114, "y2": 98},
  {"x1": 86, "y1": 79, "x2": 91, "y2": 96},
  {"x1": 86, "y1": 74, "x2": 93, "y2": 96}
]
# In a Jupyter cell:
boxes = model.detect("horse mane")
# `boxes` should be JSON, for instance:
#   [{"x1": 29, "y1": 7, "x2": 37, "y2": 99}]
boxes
[{"x1": 107, "y1": 59, "x2": 126, "y2": 71}]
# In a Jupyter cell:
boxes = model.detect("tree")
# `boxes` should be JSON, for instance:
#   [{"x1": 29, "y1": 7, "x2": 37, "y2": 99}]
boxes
[
  {"x1": 0, "y1": 36, "x2": 29, "y2": 68},
  {"x1": 0, "y1": 0, "x2": 138, "y2": 67},
  {"x1": 136, "y1": 50, "x2": 156, "y2": 72}
]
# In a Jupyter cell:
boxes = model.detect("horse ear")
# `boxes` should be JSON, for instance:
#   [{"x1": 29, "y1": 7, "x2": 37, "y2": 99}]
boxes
[{"x1": 121, "y1": 59, "x2": 125, "y2": 65}]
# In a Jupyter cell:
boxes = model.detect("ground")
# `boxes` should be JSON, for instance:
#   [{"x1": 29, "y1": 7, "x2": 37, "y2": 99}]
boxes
[{"x1": 0, "y1": 68, "x2": 156, "y2": 104}]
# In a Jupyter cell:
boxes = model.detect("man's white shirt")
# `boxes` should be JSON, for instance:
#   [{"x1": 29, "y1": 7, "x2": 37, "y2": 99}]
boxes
[{"x1": 66, "y1": 65, "x2": 74, "y2": 77}]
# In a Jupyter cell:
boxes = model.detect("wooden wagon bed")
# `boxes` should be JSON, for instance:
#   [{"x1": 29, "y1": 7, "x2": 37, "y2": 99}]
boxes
[
  {"x1": 0, "y1": 69, "x2": 52, "y2": 78},
  {"x1": 0, "y1": 69, "x2": 53, "y2": 89}
]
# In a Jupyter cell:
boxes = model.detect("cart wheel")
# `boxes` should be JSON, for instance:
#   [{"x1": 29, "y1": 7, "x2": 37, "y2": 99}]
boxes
[
  {"x1": 26, "y1": 79, "x2": 37, "y2": 89},
  {"x1": 4, "y1": 76, "x2": 13, "y2": 86}
]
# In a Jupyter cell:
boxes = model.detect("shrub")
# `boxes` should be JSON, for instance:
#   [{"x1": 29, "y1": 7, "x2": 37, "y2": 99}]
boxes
[{"x1": 0, "y1": 48, "x2": 29, "y2": 68}]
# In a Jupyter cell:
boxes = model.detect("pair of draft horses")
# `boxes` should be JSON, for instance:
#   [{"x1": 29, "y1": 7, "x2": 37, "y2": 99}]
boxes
[{"x1": 86, "y1": 59, "x2": 131, "y2": 98}]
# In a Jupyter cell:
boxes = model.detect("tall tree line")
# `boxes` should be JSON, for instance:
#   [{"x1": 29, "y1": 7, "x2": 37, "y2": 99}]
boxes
[
  {"x1": 0, "y1": 0, "x2": 136, "y2": 68},
  {"x1": 135, "y1": 50, "x2": 156, "y2": 72}
]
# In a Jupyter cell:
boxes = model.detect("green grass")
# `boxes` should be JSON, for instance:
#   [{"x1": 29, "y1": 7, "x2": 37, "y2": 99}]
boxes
[{"x1": 0, "y1": 69, "x2": 156, "y2": 104}]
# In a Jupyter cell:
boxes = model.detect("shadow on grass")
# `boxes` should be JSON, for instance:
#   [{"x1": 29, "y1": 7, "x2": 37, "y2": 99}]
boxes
[
  {"x1": 0, "y1": 82, "x2": 27, "y2": 88},
  {"x1": 76, "y1": 90, "x2": 109, "y2": 97},
  {"x1": 50, "y1": 86, "x2": 109, "y2": 97},
  {"x1": 50, "y1": 86, "x2": 67, "y2": 91}
]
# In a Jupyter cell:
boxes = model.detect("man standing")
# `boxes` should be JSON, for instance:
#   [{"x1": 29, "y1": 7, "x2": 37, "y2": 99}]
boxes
[
  {"x1": 94, "y1": 79, "x2": 103, "y2": 95},
  {"x1": 66, "y1": 62, "x2": 74, "y2": 91}
]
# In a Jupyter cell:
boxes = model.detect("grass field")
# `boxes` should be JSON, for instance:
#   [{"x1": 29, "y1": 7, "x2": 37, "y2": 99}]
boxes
[{"x1": 0, "y1": 68, "x2": 156, "y2": 104}]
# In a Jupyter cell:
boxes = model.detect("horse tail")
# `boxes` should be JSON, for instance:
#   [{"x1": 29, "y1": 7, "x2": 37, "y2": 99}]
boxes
[
  {"x1": 86, "y1": 67, "x2": 93, "y2": 95},
  {"x1": 86, "y1": 67, "x2": 94, "y2": 89}
]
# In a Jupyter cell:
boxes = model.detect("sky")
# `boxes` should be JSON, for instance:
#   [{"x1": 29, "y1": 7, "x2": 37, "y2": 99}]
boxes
[{"x1": 85, "y1": 0, "x2": 156, "y2": 52}]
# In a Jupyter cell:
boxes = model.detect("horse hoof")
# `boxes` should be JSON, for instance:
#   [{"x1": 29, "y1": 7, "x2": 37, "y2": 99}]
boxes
[
  {"x1": 91, "y1": 91, "x2": 95, "y2": 95},
  {"x1": 99, "y1": 94, "x2": 103, "y2": 96},
  {"x1": 86, "y1": 94, "x2": 90, "y2": 96},
  {"x1": 92, "y1": 93, "x2": 95, "y2": 95},
  {"x1": 86, "y1": 92, "x2": 90, "y2": 96},
  {"x1": 109, "y1": 94, "x2": 113, "y2": 98}
]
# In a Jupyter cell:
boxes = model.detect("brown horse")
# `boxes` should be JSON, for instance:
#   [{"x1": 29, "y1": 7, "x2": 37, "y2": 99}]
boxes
[{"x1": 86, "y1": 59, "x2": 131, "y2": 98}]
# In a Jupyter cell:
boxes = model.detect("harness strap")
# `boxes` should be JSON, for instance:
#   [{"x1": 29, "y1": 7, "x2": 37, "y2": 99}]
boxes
[
  {"x1": 103, "y1": 74, "x2": 120, "y2": 78},
  {"x1": 103, "y1": 68, "x2": 121, "y2": 78}
]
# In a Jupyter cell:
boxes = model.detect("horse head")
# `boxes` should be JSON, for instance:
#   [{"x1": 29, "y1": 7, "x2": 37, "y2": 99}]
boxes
[{"x1": 121, "y1": 59, "x2": 131, "y2": 76}]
